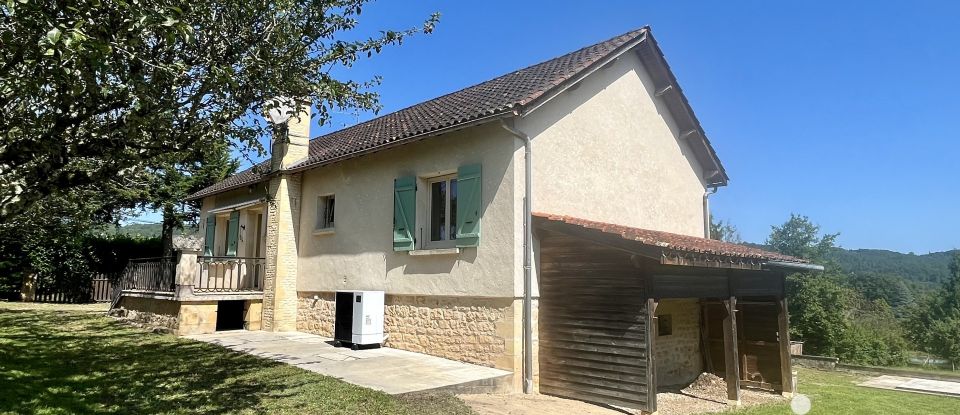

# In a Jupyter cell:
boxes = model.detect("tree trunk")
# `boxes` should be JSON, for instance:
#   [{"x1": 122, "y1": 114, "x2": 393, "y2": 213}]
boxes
[{"x1": 160, "y1": 204, "x2": 178, "y2": 258}]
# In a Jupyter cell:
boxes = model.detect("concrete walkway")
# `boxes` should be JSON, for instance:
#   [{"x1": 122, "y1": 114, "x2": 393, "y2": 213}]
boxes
[
  {"x1": 184, "y1": 330, "x2": 512, "y2": 395},
  {"x1": 860, "y1": 375, "x2": 960, "y2": 398}
]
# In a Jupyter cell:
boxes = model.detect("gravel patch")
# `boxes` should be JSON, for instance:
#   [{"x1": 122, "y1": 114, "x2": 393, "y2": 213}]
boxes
[{"x1": 461, "y1": 373, "x2": 785, "y2": 415}]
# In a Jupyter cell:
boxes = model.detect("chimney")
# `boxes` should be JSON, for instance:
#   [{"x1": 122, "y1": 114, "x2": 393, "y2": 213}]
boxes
[{"x1": 268, "y1": 99, "x2": 311, "y2": 171}]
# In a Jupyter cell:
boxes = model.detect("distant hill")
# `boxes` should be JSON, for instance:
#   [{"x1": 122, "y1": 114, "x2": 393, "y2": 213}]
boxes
[
  {"x1": 107, "y1": 223, "x2": 197, "y2": 238},
  {"x1": 826, "y1": 248, "x2": 957, "y2": 286},
  {"x1": 116, "y1": 223, "x2": 163, "y2": 237},
  {"x1": 745, "y1": 243, "x2": 957, "y2": 288}
]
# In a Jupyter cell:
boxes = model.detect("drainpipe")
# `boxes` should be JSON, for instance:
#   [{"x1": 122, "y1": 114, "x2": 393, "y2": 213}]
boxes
[
  {"x1": 500, "y1": 117, "x2": 534, "y2": 394},
  {"x1": 703, "y1": 187, "x2": 718, "y2": 239}
]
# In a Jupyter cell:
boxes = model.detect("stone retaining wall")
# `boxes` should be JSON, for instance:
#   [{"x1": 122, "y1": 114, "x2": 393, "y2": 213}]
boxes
[
  {"x1": 112, "y1": 296, "x2": 180, "y2": 332},
  {"x1": 297, "y1": 292, "x2": 518, "y2": 370}
]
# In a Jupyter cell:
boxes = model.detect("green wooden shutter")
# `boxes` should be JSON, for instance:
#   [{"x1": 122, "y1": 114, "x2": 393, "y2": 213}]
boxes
[
  {"x1": 204, "y1": 216, "x2": 216, "y2": 256},
  {"x1": 226, "y1": 211, "x2": 240, "y2": 256},
  {"x1": 456, "y1": 163, "x2": 482, "y2": 247},
  {"x1": 393, "y1": 176, "x2": 416, "y2": 251}
]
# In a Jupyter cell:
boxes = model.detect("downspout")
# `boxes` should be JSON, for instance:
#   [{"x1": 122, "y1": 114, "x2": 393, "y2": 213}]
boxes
[
  {"x1": 703, "y1": 187, "x2": 718, "y2": 239},
  {"x1": 500, "y1": 117, "x2": 534, "y2": 394}
]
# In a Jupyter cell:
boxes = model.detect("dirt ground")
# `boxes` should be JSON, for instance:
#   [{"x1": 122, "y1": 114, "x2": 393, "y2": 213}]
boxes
[{"x1": 459, "y1": 373, "x2": 785, "y2": 415}]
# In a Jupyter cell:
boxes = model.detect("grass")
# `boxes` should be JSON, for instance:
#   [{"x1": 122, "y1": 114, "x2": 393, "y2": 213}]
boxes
[
  {"x1": 0, "y1": 302, "x2": 474, "y2": 415},
  {"x1": 724, "y1": 367, "x2": 957, "y2": 415}
]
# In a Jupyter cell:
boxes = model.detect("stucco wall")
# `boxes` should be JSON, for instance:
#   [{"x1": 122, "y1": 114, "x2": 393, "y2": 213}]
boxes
[
  {"x1": 655, "y1": 298, "x2": 703, "y2": 386},
  {"x1": 520, "y1": 51, "x2": 708, "y2": 238},
  {"x1": 296, "y1": 123, "x2": 519, "y2": 298}
]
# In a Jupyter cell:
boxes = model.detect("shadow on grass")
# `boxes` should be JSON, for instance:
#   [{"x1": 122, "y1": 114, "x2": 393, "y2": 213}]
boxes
[{"x1": 0, "y1": 307, "x2": 473, "y2": 415}]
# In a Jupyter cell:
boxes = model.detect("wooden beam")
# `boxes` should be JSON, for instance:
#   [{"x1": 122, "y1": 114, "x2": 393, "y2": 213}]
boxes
[
  {"x1": 723, "y1": 296, "x2": 741, "y2": 406},
  {"x1": 778, "y1": 295, "x2": 795, "y2": 397},
  {"x1": 645, "y1": 298, "x2": 659, "y2": 414},
  {"x1": 700, "y1": 300, "x2": 714, "y2": 374}
]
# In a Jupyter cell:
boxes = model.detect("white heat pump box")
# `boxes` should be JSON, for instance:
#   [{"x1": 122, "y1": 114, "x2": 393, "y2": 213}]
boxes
[{"x1": 334, "y1": 290, "x2": 384, "y2": 348}]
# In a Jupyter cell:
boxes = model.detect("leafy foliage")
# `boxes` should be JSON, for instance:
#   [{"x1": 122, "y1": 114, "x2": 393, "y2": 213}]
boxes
[
  {"x1": 769, "y1": 214, "x2": 908, "y2": 366},
  {"x1": 828, "y1": 247, "x2": 957, "y2": 287},
  {"x1": 906, "y1": 254, "x2": 960, "y2": 365},
  {"x1": 0, "y1": 0, "x2": 439, "y2": 222},
  {"x1": 0, "y1": 192, "x2": 161, "y2": 301},
  {"x1": 766, "y1": 213, "x2": 838, "y2": 262},
  {"x1": 709, "y1": 214, "x2": 741, "y2": 243}
]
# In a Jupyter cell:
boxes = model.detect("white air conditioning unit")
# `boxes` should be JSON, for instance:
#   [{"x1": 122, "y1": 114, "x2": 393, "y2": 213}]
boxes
[{"x1": 333, "y1": 290, "x2": 384, "y2": 350}]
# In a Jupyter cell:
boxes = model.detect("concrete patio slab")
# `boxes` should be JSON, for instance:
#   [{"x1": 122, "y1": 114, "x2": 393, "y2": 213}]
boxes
[
  {"x1": 185, "y1": 330, "x2": 512, "y2": 395},
  {"x1": 859, "y1": 375, "x2": 960, "y2": 398}
]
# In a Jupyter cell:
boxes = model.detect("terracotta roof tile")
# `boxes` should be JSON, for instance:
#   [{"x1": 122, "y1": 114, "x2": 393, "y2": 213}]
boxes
[
  {"x1": 189, "y1": 27, "x2": 649, "y2": 200},
  {"x1": 533, "y1": 212, "x2": 809, "y2": 264}
]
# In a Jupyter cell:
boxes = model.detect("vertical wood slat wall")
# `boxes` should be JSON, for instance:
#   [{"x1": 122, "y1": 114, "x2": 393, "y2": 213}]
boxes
[{"x1": 538, "y1": 232, "x2": 652, "y2": 411}]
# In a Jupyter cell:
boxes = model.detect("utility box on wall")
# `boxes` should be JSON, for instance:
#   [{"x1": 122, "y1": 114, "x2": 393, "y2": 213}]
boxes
[{"x1": 334, "y1": 290, "x2": 385, "y2": 349}]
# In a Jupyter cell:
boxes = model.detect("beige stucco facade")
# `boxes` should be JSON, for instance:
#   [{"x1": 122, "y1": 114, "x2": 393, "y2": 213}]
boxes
[
  {"x1": 521, "y1": 51, "x2": 708, "y2": 238},
  {"x1": 295, "y1": 122, "x2": 520, "y2": 298}
]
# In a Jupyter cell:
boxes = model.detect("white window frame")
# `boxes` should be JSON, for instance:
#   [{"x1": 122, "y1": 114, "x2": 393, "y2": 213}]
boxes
[
  {"x1": 424, "y1": 174, "x2": 457, "y2": 249},
  {"x1": 315, "y1": 194, "x2": 335, "y2": 233}
]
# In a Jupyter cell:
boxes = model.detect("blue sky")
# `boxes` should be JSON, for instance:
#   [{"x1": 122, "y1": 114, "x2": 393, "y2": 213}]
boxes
[{"x1": 150, "y1": 1, "x2": 960, "y2": 253}]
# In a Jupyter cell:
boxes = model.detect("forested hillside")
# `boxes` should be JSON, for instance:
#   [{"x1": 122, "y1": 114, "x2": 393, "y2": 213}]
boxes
[{"x1": 827, "y1": 248, "x2": 957, "y2": 286}]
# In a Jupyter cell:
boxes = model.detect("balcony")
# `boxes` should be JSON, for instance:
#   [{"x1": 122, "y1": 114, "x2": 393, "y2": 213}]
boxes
[{"x1": 115, "y1": 255, "x2": 265, "y2": 303}]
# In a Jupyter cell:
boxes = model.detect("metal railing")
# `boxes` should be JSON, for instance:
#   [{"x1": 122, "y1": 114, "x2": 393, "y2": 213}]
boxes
[
  {"x1": 120, "y1": 257, "x2": 177, "y2": 292},
  {"x1": 195, "y1": 256, "x2": 265, "y2": 293}
]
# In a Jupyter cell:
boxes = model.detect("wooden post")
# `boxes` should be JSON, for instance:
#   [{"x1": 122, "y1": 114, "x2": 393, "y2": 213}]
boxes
[
  {"x1": 778, "y1": 295, "x2": 795, "y2": 396},
  {"x1": 723, "y1": 296, "x2": 741, "y2": 406},
  {"x1": 645, "y1": 298, "x2": 659, "y2": 414},
  {"x1": 700, "y1": 301, "x2": 714, "y2": 374}
]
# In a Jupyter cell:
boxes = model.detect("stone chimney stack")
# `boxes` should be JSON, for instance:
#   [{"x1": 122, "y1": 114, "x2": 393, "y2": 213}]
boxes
[{"x1": 270, "y1": 101, "x2": 311, "y2": 171}]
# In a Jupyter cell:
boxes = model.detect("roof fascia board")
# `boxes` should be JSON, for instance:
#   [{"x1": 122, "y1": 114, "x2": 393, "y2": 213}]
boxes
[
  {"x1": 185, "y1": 178, "x2": 271, "y2": 201},
  {"x1": 634, "y1": 32, "x2": 730, "y2": 187}
]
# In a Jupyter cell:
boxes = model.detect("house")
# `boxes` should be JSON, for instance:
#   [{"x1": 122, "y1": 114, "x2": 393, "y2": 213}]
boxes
[{"x1": 112, "y1": 27, "x2": 820, "y2": 413}]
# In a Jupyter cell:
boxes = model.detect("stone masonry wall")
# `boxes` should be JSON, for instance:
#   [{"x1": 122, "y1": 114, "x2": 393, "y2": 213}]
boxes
[
  {"x1": 655, "y1": 298, "x2": 703, "y2": 386},
  {"x1": 263, "y1": 173, "x2": 301, "y2": 331},
  {"x1": 297, "y1": 292, "x2": 518, "y2": 370},
  {"x1": 111, "y1": 296, "x2": 180, "y2": 332}
]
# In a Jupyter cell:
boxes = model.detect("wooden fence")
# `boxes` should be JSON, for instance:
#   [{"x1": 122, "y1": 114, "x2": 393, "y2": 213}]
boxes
[{"x1": 31, "y1": 273, "x2": 119, "y2": 304}]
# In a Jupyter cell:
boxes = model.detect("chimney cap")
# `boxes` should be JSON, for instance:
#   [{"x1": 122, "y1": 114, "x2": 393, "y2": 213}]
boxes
[{"x1": 265, "y1": 96, "x2": 297, "y2": 125}]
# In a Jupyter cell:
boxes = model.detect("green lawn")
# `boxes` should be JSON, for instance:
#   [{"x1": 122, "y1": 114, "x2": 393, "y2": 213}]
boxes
[
  {"x1": 725, "y1": 367, "x2": 957, "y2": 415},
  {"x1": 0, "y1": 302, "x2": 473, "y2": 415}
]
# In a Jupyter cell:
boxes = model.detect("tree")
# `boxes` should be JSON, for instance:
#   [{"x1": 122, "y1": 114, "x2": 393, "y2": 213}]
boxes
[
  {"x1": 144, "y1": 139, "x2": 237, "y2": 255},
  {"x1": 0, "y1": 1, "x2": 439, "y2": 223},
  {"x1": 767, "y1": 214, "x2": 839, "y2": 262},
  {"x1": 785, "y1": 273, "x2": 851, "y2": 357},
  {"x1": 709, "y1": 215, "x2": 742, "y2": 243},
  {"x1": 907, "y1": 254, "x2": 960, "y2": 365},
  {"x1": 768, "y1": 214, "x2": 908, "y2": 365}
]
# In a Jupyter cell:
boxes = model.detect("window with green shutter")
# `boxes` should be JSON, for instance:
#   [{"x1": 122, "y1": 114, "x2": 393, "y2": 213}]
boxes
[
  {"x1": 455, "y1": 164, "x2": 482, "y2": 247},
  {"x1": 226, "y1": 211, "x2": 240, "y2": 256},
  {"x1": 204, "y1": 216, "x2": 216, "y2": 256},
  {"x1": 393, "y1": 176, "x2": 416, "y2": 251}
]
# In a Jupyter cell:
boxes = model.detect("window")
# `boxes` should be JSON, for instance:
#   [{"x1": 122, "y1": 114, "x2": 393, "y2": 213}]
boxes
[
  {"x1": 427, "y1": 175, "x2": 457, "y2": 247},
  {"x1": 316, "y1": 195, "x2": 335, "y2": 230},
  {"x1": 658, "y1": 314, "x2": 672, "y2": 336}
]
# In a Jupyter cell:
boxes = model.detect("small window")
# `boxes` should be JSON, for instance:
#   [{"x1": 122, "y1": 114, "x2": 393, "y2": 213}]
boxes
[
  {"x1": 316, "y1": 195, "x2": 335, "y2": 230},
  {"x1": 658, "y1": 314, "x2": 672, "y2": 336},
  {"x1": 427, "y1": 175, "x2": 457, "y2": 248}
]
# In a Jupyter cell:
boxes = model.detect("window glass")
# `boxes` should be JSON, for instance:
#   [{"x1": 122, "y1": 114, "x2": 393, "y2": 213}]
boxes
[
  {"x1": 428, "y1": 176, "x2": 458, "y2": 244},
  {"x1": 430, "y1": 181, "x2": 446, "y2": 241},
  {"x1": 317, "y1": 195, "x2": 335, "y2": 229}
]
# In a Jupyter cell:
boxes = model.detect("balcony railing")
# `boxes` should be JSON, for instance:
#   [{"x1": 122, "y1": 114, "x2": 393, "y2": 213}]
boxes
[
  {"x1": 195, "y1": 256, "x2": 265, "y2": 293},
  {"x1": 120, "y1": 257, "x2": 177, "y2": 292}
]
